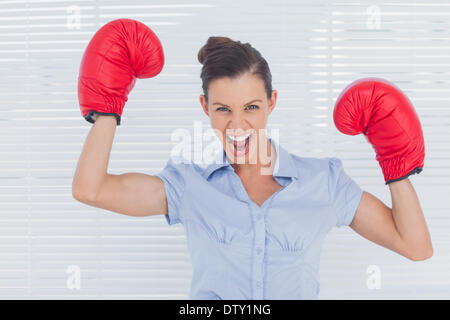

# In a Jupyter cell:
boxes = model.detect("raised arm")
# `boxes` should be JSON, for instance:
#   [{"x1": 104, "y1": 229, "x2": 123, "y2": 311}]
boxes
[
  {"x1": 72, "y1": 19, "x2": 167, "y2": 217},
  {"x1": 334, "y1": 78, "x2": 432, "y2": 261},
  {"x1": 350, "y1": 182, "x2": 432, "y2": 261},
  {"x1": 72, "y1": 115, "x2": 168, "y2": 217}
]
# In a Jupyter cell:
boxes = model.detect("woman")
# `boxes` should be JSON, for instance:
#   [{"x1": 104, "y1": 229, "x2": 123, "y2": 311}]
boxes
[{"x1": 73, "y1": 19, "x2": 433, "y2": 300}]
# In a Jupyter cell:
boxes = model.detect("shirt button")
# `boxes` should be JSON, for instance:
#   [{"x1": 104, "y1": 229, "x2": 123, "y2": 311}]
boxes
[
  {"x1": 256, "y1": 281, "x2": 262, "y2": 288},
  {"x1": 256, "y1": 247, "x2": 262, "y2": 255},
  {"x1": 257, "y1": 213, "x2": 262, "y2": 220}
]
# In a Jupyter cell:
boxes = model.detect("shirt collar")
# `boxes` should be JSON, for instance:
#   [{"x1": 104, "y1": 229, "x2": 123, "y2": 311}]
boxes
[{"x1": 202, "y1": 138, "x2": 299, "y2": 180}]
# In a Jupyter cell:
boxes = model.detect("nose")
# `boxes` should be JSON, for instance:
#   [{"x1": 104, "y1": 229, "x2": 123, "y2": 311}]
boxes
[{"x1": 228, "y1": 113, "x2": 248, "y2": 132}]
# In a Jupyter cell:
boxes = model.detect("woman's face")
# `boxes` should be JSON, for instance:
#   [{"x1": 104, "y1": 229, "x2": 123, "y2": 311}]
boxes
[{"x1": 199, "y1": 72, "x2": 277, "y2": 165}]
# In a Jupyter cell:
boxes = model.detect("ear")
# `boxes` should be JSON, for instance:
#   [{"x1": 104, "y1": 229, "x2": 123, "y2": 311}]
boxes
[
  {"x1": 199, "y1": 94, "x2": 209, "y2": 117},
  {"x1": 268, "y1": 90, "x2": 277, "y2": 115}
]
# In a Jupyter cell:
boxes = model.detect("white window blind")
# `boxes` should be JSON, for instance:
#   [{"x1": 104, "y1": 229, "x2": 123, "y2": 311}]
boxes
[{"x1": 0, "y1": 0, "x2": 448, "y2": 299}]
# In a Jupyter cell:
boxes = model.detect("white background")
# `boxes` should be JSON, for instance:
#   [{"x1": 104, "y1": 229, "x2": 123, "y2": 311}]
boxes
[{"x1": 0, "y1": 0, "x2": 449, "y2": 299}]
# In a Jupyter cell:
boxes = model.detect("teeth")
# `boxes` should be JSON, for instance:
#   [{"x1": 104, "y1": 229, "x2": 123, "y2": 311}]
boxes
[{"x1": 227, "y1": 133, "x2": 251, "y2": 142}]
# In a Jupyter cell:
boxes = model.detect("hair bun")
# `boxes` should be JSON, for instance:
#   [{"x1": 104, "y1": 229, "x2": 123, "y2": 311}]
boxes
[{"x1": 198, "y1": 36, "x2": 234, "y2": 65}]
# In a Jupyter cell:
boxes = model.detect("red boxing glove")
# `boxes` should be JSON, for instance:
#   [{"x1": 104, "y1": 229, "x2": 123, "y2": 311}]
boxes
[
  {"x1": 78, "y1": 19, "x2": 164, "y2": 125},
  {"x1": 333, "y1": 78, "x2": 425, "y2": 185}
]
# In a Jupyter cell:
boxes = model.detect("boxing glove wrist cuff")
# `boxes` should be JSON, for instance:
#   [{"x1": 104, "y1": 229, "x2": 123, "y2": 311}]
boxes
[
  {"x1": 384, "y1": 167, "x2": 423, "y2": 185},
  {"x1": 379, "y1": 156, "x2": 423, "y2": 185},
  {"x1": 84, "y1": 110, "x2": 121, "y2": 126},
  {"x1": 78, "y1": 77, "x2": 127, "y2": 126}
]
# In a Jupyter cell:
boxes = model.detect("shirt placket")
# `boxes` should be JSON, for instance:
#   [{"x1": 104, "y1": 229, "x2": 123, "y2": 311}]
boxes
[
  {"x1": 229, "y1": 172, "x2": 267, "y2": 300},
  {"x1": 250, "y1": 202, "x2": 265, "y2": 299}
]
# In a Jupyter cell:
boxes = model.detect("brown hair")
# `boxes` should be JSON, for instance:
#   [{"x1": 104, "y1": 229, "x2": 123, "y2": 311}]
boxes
[{"x1": 197, "y1": 36, "x2": 272, "y2": 102}]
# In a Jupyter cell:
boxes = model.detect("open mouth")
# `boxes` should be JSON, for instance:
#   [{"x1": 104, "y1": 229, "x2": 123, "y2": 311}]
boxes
[{"x1": 226, "y1": 132, "x2": 252, "y2": 155}]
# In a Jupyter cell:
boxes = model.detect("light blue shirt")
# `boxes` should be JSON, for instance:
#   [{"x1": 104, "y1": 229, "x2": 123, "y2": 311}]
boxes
[{"x1": 155, "y1": 139, "x2": 363, "y2": 300}]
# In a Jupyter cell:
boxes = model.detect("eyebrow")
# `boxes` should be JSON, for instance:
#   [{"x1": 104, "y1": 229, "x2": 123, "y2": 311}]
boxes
[{"x1": 212, "y1": 99, "x2": 262, "y2": 108}]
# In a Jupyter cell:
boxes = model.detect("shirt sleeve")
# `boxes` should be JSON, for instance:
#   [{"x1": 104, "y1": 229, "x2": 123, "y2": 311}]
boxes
[
  {"x1": 154, "y1": 157, "x2": 187, "y2": 226},
  {"x1": 328, "y1": 157, "x2": 364, "y2": 227}
]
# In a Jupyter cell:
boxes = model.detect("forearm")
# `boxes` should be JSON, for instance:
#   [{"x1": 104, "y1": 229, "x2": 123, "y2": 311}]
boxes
[
  {"x1": 389, "y1": 178, "x2": 433, "y2": 260},
  {"x1": 72, "y1": 115, "x2": 117, "y2": 198}
]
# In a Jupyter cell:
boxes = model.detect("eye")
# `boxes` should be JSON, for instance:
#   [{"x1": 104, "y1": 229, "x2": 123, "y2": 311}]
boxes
[
  {"x1": 217, "y1": 107, "x2": 230, "y2": 112},
  {"x1": 246, "y1": 105, "x2": 259, "y2": 110}
]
